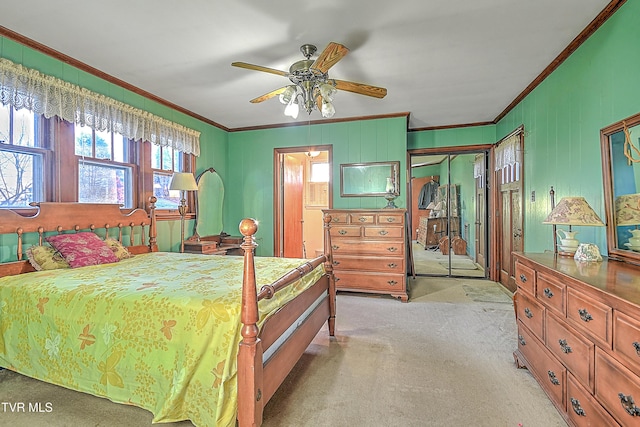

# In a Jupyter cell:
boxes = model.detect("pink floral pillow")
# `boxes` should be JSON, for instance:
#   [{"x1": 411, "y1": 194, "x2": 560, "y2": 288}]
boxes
[{"x1": 46, "y1": 232, "x2": 119, "y2": 268}]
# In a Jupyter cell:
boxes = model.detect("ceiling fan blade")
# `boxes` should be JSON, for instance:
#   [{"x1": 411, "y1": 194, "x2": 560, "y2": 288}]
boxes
[
  {"x1": 334, "y1": 79, "x2": 387, "y2": 99},
  {"x1": 311, "y1": 42, "x2": 349, "y2": 73},
  {"x1": 231, "y1": 62, "x2": 288, "y2": 77},
  {"x1": 250, "y1": 87, "x2": 288, "y2": 104}
]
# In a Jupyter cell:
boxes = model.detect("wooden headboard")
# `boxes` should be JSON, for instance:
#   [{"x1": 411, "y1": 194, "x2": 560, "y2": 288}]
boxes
[{"x1": 0, "y1": 198, "x2": 157, "y2": 276}]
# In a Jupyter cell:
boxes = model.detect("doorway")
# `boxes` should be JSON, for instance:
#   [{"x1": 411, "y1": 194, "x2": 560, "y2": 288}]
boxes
[
  {"x1": 408, "y1": 146, "x2": 491, "y2": 278},
  {"x1": 274, "y1": 146, "x2": 332, "y2": 258}
]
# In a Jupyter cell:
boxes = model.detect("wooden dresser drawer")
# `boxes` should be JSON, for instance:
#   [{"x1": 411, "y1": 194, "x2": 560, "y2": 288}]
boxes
[
  {"x1": 517, "y1": 320, "x2": 566, "y2": 410},
  {"x1": 363, "y1": 226, "x2": 403, "y2": 239},
  {"x1": 515, "y1": 261, "x2": 536, "y2": 295},
  {"x1": 567, "y1": 288, "x2": 612, "y2": 347},
  {"x1": 546, "y1": 311, "x2": 594, "y2": 391},
  {"x1": 329, "y1": 212, "x2": 350, "y2": 224},
  {"x1": 334, "y1": 271, "x2": 405, "y2": 292},
  {"x1": 613, "y1": 311, "x2": 640, "y2": 378},
  {"x1": 567, "y1": 372, "x2": 619, "y2": 427},
  {"x1": 595, "y1": 348, "x2": 640, "y2": 426},
  {"x1": 515, "y1": 290, "x2": 545, "y2": 341},
  {"x1": 330, "y1": 225, "x2": 362, "y2": 237},
  {"x1": 377, "y1": 213, "x2": 404, "y2": 225},
  {"x1": 536, "y1": 272, "x2": 566, "y2": 315},
  {"x1": 350, "y1": 213, "x2": 375, "y2": 224},
  {"x1": 332, "y1": 256, "x2": 404, "y2": 273},
  {"x1": 330, "y1": 240, "x2": 404, "y2": 256}
]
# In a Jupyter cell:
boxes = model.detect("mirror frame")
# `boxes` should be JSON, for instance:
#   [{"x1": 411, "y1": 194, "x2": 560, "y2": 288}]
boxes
[
  {"x1": 600, "y1": 111, "x2": 640, "y2": 265},
  {"x1": 191, "y1": 167, "x2": 223, "y2": 239},
  {"x1": 340, "y1": 161, "x2": 400, "y2": 197}
]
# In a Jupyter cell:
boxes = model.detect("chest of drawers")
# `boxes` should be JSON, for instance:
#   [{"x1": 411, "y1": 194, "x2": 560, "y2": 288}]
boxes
[
  {"x1": 513, "y1": 253, "x2": 640, "y2": 426},
  {"x1": 323, "y1": 209, "x2": 408, "y2": 302}
]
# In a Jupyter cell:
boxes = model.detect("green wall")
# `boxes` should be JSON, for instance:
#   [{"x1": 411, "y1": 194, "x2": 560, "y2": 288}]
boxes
[
  {"x1": 226, "y1": 117, "x2": 407, "y2": 255},
  {"x1": 496, "y1": 0, "x2": 640, "y2": 254}
]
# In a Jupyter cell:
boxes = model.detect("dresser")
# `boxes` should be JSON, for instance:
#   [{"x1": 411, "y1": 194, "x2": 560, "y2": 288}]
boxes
[
  {"x1": 323, "y1": 209, "x2": 408, "y2": 302},
  {"x1": 513, "y1": 253, "x2": 640, "y2": 426}
]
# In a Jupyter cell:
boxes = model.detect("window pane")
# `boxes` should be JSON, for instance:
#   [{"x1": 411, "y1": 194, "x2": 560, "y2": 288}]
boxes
[
  {"x1": 174, "y1": 150, "x2": 184, "y2": 172},
  {"x1": 113, "y1": 133, "x2": 127, "y2": 162},
  {"x1": 0, "y1": 149, "x2": 41, "y2": 207},
  {"x1": 151, "y1": 144, "x2": 161, "y2": 169},
  {"x1": 0, "y1": 104, "x2": 9, "y2": 144},
  {"x1": 78, "y1": 161, "x2": 132, "y2": 207},
  {"x1": 75, "y1": 125, "x2": 93, "y2": 157},
  {"x1": 95, "y1": 129, "x2": 112, "y2": 160},
  {"x1": 13, "y1": 109, "x2": 35, "y2": 147},
  {"x1": 162, "y1": 147, "x2": 173, "y2": 170},
  {"x1": 310, "y1": 162, "x2": 330, "y2": 183},
  {"x1": 153, "y1": 172, "x2": 180, "y2": 209}
]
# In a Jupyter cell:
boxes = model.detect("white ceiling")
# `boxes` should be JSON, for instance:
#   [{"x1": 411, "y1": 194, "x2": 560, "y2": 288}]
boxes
[{"x1": 1, "y1": 0, "x2": 613, "y2": 131}]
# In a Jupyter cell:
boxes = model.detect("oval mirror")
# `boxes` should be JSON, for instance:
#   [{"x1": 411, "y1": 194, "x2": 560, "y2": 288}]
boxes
[
  {"x1": 601, "y1": 113, "x2": 640, "y2": 264},
  {"x1": 192, "y1": 168, "x2": 224, "y2": 239}
]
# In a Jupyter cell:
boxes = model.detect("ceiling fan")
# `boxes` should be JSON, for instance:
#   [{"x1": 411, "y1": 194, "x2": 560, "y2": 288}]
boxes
[{"x1": 231, "y1": 42, "x2": 387, "y2": 119}]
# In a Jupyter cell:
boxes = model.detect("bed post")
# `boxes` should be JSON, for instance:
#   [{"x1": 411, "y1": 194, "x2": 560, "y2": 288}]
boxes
[
  {"x1": 148, "y1": 196, "x2": 158, "y2": 252},
  {"x1": 323, "y1": 214, "x2": 336, "y2": 336},
  {"x1": 237, "y1": 218, "x2": 264, "y2": 427}
]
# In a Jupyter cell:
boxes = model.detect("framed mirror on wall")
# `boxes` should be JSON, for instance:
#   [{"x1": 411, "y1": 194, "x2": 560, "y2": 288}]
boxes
[
  {"x1": 601, "y1": 112, "x2": 640, "y2": 264},
  {"x1": 340, "y1": 161, "x2": 400, "y2": 197}
]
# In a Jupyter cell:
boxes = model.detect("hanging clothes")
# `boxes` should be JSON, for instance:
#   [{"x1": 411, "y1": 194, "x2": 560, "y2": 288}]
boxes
[{"x1": 418, "y1": 179, "x2": 439, "y2": 209}]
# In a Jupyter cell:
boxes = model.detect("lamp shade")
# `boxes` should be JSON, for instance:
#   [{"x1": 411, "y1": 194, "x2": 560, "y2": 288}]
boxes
[
  {"x1": 615, "y1": 193, "x2": 640, "y2": 226},
  {"x1": 169, "y1": 172, "x2": 198, "y2": 191},
  {"x1": 542, "y1": 197, "x2": 605, "y2": 226}
]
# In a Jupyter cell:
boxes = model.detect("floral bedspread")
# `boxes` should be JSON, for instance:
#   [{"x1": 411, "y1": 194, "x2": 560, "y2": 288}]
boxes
[{"x1": 0, "y1": 252, "x2": 325, "y2": 426}]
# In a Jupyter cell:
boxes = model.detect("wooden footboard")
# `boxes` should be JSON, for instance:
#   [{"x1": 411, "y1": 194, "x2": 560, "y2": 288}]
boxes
[{"x1": 237, "y1": 215, "x2": 335, "y2": 427}]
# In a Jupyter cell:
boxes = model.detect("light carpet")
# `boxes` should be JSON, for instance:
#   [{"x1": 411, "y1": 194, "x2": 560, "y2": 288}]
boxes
[{"x1": 0, "y1": 278, "x2": 565, "y2": 427}]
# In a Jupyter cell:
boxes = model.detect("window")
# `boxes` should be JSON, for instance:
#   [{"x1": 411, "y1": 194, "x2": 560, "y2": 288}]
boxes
[
  {"x1": 75, "y1": 124, "x2": 134, "y2": 207},
  {"x1": 0, "y1": 105, "x2": 45, "y2": 207},
  {"x1": 151, "y1": 144, "x2": 184, "y2": 209},
  {"x1": 0, "y1": 108, "x2": 194, "y2": 213}
]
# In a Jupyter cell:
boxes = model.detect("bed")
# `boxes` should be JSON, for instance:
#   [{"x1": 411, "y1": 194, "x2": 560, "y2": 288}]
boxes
[{"x1": 0, "y1": 198, "x2": 336, "y2": 426}]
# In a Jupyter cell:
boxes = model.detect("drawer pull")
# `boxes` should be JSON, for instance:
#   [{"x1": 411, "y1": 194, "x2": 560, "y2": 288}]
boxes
[
  {"x1": 518, "y1": 335, "x2": 526, "y2": 346},
  {"x1": 378, "y1": 230, "x2": 388, "y2": 236},
  {"x1": 331, "y1": 245, "x2": 339, "y2": 250},
  {"x1": 559, "y1": 339, "x2": 572, "y2": 354},
  {"x1": 519, "y1": 274, "x2": 527, "y2": 283},
  {"x1": 335, "y1": 278, "x2": 340, "y2": 282},
  {"x1": 524, "y1": 308, "x2": 533, "y2": 319},
  {"x1": 618, "y1": 393, "x2": 640, "y2": 416},
  {"x1": 387, "y1": 247, "x2": 398, "y2": 252},
  {"x1": 338, "y1": 229, "x2": 347, "y2": 235},
  {"x1": 359, "y1": 217, "x2": 367, "y2": 222},
  {"x1": 543, "y1": 288, "x2": 554, "y2": 298},
  {"x1": 387, "y1": 280, "x2": 398, "y2": 286},
  {"x1": 386, "y1": 217, "x2": 395, "y2": 222},
  {"x1": 570, "y1": 398, "x2": 586, "y2": 416},
  {"x1": 332, "y1": 261, "x2": 340, "y2": 266},
  {"x1": 547, "y1": 370, "x2": 560, "y2": 386},
  {"x1": 578, "y1": 309, "x2": 593, "y2": 322},
  {"x1": 387, "y1": 263, "x2": 397, "y2": 268},
  {"x1": 633, "y1": 341, "x2": 640, "y2": 356},
  {"x1": 332, "y1": 217, "x2": 340, "y2": 222}
]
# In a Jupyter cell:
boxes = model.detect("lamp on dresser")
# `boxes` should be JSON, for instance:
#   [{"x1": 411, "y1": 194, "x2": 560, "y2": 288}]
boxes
[
  {"x1": 615, "y1": 193, "x2": 640, "y2": 251},
  {"x1": 542, "y1": 196, "x2": 605, "y2": 256},
  {"x1": 169, "y1": 172, "x2": 198, "y2": 253}
]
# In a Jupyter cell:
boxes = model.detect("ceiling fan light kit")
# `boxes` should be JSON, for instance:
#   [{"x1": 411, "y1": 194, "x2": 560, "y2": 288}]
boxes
[{"x1": 232, "y1": 42, "x2": 387, "y2": 120}]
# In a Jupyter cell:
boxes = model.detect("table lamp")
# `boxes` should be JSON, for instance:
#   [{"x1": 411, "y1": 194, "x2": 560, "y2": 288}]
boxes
[
  {"x1": 542, "y1": 196, "x2": 605, "y2": 256},
  {"x1": 169, "y1": 172, "x2": 198, "y2": 253},
  {"x1": 615, "y1": 193, "x2": 640, "y2": 250}
]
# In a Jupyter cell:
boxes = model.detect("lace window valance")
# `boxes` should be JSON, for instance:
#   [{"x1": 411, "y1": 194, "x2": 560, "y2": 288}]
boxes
[
  {"x1": 473, "y1": 157, "x2": 484, "y2": 178},
  {"x1": 494, "y1": 132, "x2": 521, "y2": 171},
  {"x1": 0, "y1": 58, "x2": 200, "y2": 156}
]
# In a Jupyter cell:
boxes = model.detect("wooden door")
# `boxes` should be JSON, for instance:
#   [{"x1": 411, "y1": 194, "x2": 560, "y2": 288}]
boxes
[
  {"x1": 475, "y1": 171, "x2": 486, "y2": 267},
  {"x1": 283, "y1": 154, "x2": 304, "y2": 258},
  {"x1": 494, "y1": 131, "x2": 524, "y2": 292}
]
